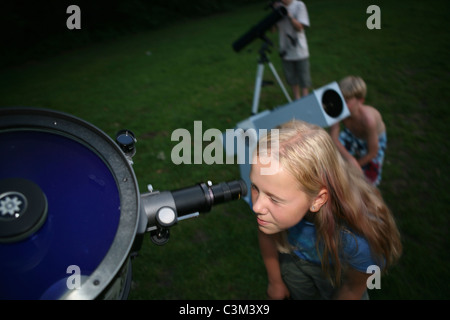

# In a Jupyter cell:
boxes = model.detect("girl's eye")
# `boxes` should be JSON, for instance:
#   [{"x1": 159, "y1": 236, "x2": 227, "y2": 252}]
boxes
[
  {"x1": 270, "y1": 197, "x2": 281, "y2": 204},
  {"x1": 250, "y1": 183, "x2": 258, "y2": 192}
]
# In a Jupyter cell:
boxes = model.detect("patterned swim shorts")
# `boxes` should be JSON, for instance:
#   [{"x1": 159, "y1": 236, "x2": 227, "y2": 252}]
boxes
[{"x1": 339, "y1": 128, "x2": 387, "y2": 186}]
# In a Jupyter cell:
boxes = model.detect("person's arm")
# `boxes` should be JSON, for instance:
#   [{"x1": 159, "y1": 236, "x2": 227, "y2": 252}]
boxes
[
  {"x1": 329, "y1": 123, "x2": 361, "y2": 171},
  {"x1": 273, "y1": 1, "x2": 305, "y2": 32},
  {"x1": 357, "y1": 117, "x2": 379, "y2": 167},
  {"x1": 258, "y1": 229, "x2": 290, "y2": 299},
  {"x1": 333, "y1": 267, "x2": 371, "y2": 300},
  {"x1": 288, "y1": 15, "x2": 304, "y2": 32},
  {"x1": 291, "y1": 2, "x2": 310, "y2": 32}
]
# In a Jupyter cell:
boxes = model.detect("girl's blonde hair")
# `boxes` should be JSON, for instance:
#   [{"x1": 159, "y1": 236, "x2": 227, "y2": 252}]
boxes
[{"x1": 257, "y1": 120, "x2": 402, "y2": 285}]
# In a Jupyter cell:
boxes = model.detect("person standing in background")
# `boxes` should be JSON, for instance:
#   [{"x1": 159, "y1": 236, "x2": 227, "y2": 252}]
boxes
[{"x1": 274, "y1": 0, "x2": 311, "y2": 100}]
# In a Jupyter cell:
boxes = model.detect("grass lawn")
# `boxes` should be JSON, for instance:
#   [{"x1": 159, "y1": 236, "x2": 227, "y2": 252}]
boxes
[{"x1": 0, "y1": 0, "x2": 449, "y2": 299}]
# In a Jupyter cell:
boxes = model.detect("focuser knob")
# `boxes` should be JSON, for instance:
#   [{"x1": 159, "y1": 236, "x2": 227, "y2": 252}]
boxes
[{"x1": 115, "y1": 129, "x2": 136, "y2": 156}]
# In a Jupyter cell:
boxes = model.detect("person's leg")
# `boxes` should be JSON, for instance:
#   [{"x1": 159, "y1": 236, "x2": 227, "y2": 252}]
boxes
[
  {"x1": 279, "y1": 253, "x2": 319, "y2": 299},
  {"x1": 298, "y1": 58, "x2": 312, "y2": 98},
  {"x1": 282, "y1": 60, "x2": 301, "y2": 100},
  {"x1": 279, "y1": 253, "x2": 336, "y2": 299},
  {"x1": 301, "y1": 87, "x2": 309, "y2": 97},
  {"x1": 291, "y1": 85, "x2": 301, "y2": 100}
]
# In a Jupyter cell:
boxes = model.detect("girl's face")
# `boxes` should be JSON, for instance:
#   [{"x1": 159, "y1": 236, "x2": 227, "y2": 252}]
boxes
[{"x1": 250, "y1": 156, "x2": 313, "y2": 234}]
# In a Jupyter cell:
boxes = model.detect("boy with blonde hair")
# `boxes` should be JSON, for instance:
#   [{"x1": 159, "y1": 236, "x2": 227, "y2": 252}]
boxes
[{"x1": 330, "y1": 76, "x2": 387, "y2": 186}]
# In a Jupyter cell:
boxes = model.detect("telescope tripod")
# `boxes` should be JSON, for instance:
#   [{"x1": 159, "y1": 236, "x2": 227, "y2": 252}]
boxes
[{"x1": 251, "y1": 43, "x2": 292, "y2": 115}]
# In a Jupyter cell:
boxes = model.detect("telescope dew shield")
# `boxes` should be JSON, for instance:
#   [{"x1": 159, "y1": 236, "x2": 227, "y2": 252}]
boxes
[{"x1": 232, "y1": 6, "x2": 287, "y2": 52}]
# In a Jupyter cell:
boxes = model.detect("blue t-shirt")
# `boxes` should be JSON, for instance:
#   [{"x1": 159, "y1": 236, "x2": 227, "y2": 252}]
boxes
[{"x1": 288, "y1": 220, "x2": 379, "y2": 273}]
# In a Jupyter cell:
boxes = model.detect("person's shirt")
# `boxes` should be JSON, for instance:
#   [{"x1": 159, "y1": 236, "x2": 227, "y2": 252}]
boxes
[
  {"x1": 277, "y1": 1, "x2": 310, "y2": 60},
  {"x1": 288, "y1": 219, "x2": 380, "y2": 273}
]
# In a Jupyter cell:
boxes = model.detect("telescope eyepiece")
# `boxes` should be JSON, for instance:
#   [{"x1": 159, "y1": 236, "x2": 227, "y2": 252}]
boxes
[
  {"x1": 140, "y1": 179, "x2": 247, "y2": 245},
  {"x1": 171, "y1": 179, "x2": 247, "y2": 217},
  {"x1": 210, "y1": 180, "x2": 247, "y2": 205}
]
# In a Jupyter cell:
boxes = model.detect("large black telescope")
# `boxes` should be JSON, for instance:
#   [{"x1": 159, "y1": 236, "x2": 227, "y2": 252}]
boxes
[
  {"x1": 0, "y1": 107, "x2": 248, "y2": 300},
  {"x1": 232, "y1": 6, "x2": 287, "y2": 52}
]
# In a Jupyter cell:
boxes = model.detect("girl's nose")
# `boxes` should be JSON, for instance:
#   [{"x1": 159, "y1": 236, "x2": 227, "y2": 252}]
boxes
[{"x1": 252, "y1": 195, "x2": 268, "y2": 215}]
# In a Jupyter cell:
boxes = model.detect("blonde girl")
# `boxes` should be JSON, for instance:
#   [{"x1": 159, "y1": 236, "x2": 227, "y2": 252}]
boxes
[{"x1": 251, "y1": 120, "x2": 401, "y2": 299}]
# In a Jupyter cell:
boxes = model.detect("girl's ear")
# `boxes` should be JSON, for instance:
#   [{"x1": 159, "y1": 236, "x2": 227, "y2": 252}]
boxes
[{"x1": 310, "y1": 187, "x2": 328, "y2": 212}]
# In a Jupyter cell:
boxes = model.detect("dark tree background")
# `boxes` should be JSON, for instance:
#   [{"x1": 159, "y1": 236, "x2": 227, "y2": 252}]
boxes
[{"x1": 1, "y1": 0, "x2": 262, "y2": 67}]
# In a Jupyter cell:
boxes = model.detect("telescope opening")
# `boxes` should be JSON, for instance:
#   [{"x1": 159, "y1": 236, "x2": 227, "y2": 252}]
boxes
[{"x1": 322, "y1": 89, "x2": 343, "y2": 118}]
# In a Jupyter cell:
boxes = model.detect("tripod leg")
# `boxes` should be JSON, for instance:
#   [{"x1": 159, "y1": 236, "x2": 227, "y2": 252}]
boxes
[
  {"x1": 251, "y1": 63, "x2": 265, "y2": 115},
  {"x1": 268, "y1": 62, "x2": 292, "y2": 103}
]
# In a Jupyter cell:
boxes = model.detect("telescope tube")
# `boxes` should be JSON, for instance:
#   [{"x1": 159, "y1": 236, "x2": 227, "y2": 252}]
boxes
[{"x1": 232, "y1": 6, "x2": 287, "y2": 52}]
